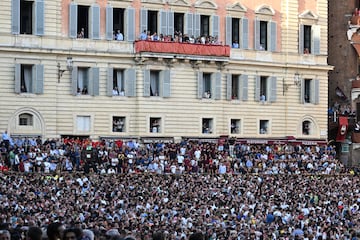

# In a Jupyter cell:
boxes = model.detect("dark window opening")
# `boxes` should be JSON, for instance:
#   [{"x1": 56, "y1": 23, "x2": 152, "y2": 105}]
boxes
[
  {"x1": 20, "y1": 0, "x2": 33, "y2": 34},
  {"x1": 232, "y1": 75, "x2": 239, "y2": 99},
  {"x1": 21, "y1": 64, "x2": 33, "y2": 93},
  {"x1": 78, "y1": 5, "x2": 89, "y2": 39},
  {"x1": 202, "y1": 118, "x2": 213, "y2": 134},
  {"x1": 259, "y1": 120, "x2": 268, "y2": 134},
  {"x1": 174, "y1": 13, "x2": 184, "y2": 34},
  {"x1": 150, "y1": 117, "x2": 161, "y2": 133},
  {"x1": 302, "y1": 121, "x2": 310, "y2": 135},
  {"x1": 203, "y1": 73, "x2": 212, "y2": 98},
  {"x1": 260, "y1": 21, "x2": 268, "y2": 50},
  {"x1": 200, "y1": 15, "x2": 210, "y2": 36},
  {"x1": 303, "y1": 25, "x2": 312, "y2": 54},
  {"x1": 113, "y1": 116, "x2": 125, "y2": 132},
  {"x1": 148, "y1": 11, "x2": 158, "y2": 35},
  {"x1": 231, "y1": 119, "x2": 240, "y2": 134},
  {"x1": 113, "y1": 8, "x2": 125, "y2": 36},
  {"x1": 19, "y1": 113, "x2": 33, "y2": 126},
  {"x1": 232, "y1": 18, "x2": 240, "y2": 43},
  {"x1": 260, "y1": 76, "x2": 267, "y2": 101},
  {"x1": 304, "y1": 79, "x2": 311, "y2": 103}
]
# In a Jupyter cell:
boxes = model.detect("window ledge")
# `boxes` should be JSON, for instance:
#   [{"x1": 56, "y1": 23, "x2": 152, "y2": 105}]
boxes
[
  {"x1": 75, "y1": 94, "x2": 92, "y2": 98},
  {"x1": 19, "y1": 93, "x2": 37, "y2": 97},
  {"x1": 112, "y1": 96, "x2": 128, "y2": 100},
  {"x1": 200, "y1": 98, "x2": 216, "y2": 102}
]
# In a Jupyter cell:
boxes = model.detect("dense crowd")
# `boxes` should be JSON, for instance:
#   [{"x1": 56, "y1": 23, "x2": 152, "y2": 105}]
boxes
[{"x1": 1, "y1": 135, "x2": 360, "y2": 239}]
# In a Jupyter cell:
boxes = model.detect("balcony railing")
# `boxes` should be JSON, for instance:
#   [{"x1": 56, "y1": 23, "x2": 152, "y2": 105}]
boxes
[{"x1": 134, "y1": 40, "x2": 230, "y2": 57}]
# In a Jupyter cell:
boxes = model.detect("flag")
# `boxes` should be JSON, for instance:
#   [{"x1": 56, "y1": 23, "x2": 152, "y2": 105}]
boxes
[
  {"x1": 335, "y1": 86, "x2": 348, "y2": 101},
  {"x1": 336, "y1": 116, "x2": 348, "y2": 142}
]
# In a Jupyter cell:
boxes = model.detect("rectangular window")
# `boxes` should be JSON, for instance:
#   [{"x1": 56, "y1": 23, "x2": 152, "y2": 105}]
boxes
[
  {"x1": 112, "y1": 69, "x2": 125, "y2": 96},
  {"x1": 231, "y1": 75, "x2": 240, "y2": 100},
  {"x1": 304, "y1": 79, "x2": 311, "y2": 103},
  {"x1": 148, "y1": 10, "x2": 158, "y2": 34},
  {"x1": 150, "y1": 117, "x2": 161, "y2": 133},
  {"x1": 20, "y1": 0, "x2": 33, "y2": 34},
  {"x1": 232, "y1": 18, "x2": 240, "y2": 46},
  {"x1": 77, "y1": 116, "x2": 91, "y2": 132},
  {"x1": 231, "y1": 119, "x2": 240, "y2": 134},
  {"x1": 113, "y1": 116, "x2": 126, "y2": 132},
  {"x1": 19, "y1": 113, "x2": 33, "y2": 126},
  {"x1": 20, "y1": 65, "x2": 33, "y2": 93},
  {"x1": 15, "y1": 63, "x2": 44, "y2": 94},
  {"x1": 260, "y1": 76, "x2": 268, "y2": 101},
  {"x1": 260, "y1": 21, "x2": 268, "y2": 50},
  {"x1": 144, "y1": 69, "x2": 170, "y2": 97},
  {"x1": 77, "y1": 5, "x2": 89, "y2": 38},
  {"x1": 303, "y1": 25, "x2": 311, "y2": 54},
  {"x1": 113, "y1": 8, "x2": 125, "y2": 39},
  {"x1": 203, "y1": 73, "x2": 212, "y2": 98},
  {"x1": 174, "y1": 13, "x2": 184, "y2": 34},
  {"x1": 202, "y1": 118, "x2": 213, "y2": 134},
  {"x1": 259, "y1": 120, "x2": 269, "y2": 134},
  {"x1": 301, "y1": 78, "x2": 319, "y2": 104},
  {"x1": 200, "y1": 15, "x2": 210, "y2": 36},
  {"x1": 150, "y1": 71, "x2": 160, "y2": 96},
  {"x1": 77, "y1": 67, "x2": 89, "y2": 95}
]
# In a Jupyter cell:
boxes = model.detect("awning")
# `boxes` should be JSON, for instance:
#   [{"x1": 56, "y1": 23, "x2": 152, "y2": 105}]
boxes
[
  {"x1": 140, "y1": 137, "x2": 174, "y2": 143},
  {"x1": 336, "y1": 116, "x2": 349, "y2": 142}
]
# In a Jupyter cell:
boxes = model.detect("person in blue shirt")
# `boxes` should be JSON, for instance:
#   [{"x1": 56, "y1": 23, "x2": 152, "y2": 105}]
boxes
[
  {"x1": 232, "y1": 40, "x2": 239, "y2": 48},
  {"x1": 140, "y1": 30, "x2": 147, "y2": 40}
]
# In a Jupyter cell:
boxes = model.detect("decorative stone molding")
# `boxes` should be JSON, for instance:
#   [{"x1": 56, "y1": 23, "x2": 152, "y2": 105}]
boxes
[
  {"x1": 194, "y1": 0, "x2": 217, "y2": 10},
  {"x1": 255, "y1": 4, "x2": 275, "y2": 16},
  {"x1": 168, "y1": 0, "x2": 190, "y2": 6},
  {"x1": 226, "y1": 2, "x2": 247, "y2": 13},
  {"x1": 141, "y1": 0, "x2": 166, "y2": 5},
  {"x1": 299, "y1": 10, "x2": 319, "y2": 20}
]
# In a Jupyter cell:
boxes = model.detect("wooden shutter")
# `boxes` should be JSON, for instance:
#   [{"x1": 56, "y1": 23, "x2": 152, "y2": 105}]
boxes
[
  {"x1": 269, "y1": 76, "x2": 277, "y2": 102},
  {"x1": 35, "y1": 0, "x2": 45, "y2": 36},
  {"x1": 14, "y1": 64, "x2": 21, "y2": 93},
  {"x1": 197, "y1": 71, "x2": 203, "y2": 99},
  {"x1": 69, "y1": 2, "x2": 78, "y2": 38},
  {"x1": 185, "y1": 12, "x2": 193, "y2": 37},
  {"x1": 194, "y1": 13, "x2": 200, "y2": 38},
  {"x1": 140, "y1": 8, "x2": 148, "y2": 34},
  {"x1": 160, "y1": 10, "x2": 168, "y2": 36},
  {"x1": 299, "y1": 24, "x2": 304, "y2": 54},
  {"x1": 161, "y1": 70, "x2": 171, "y2": 98},
  {"x1": 35, "y1": 64, "x2": 44, "y2": 94},
  {"x1": 226, "y1": 73, "x2": 232, "y2": 100},
  {"x1": 107, "y1": 68, "x2": 113, "y2": 96},
  {"x1": 105, "y1": 4, "x2": 114, "y2": 40},
  {"x1": 300, "y1": 78, "x2": 305, "y2": 104},
  {"x1": 90, "y1": 67, "x2": 100, "y2": 96},
  {"x1": 255, "y1": 75, "x2": 260, "y2": 101},
  {"x1": 126, "y1": 7, "x2": 135, "y2": 41},
  {"x1": 241, "y1": 74, "x2": 248, "y2": 101},
  {"x1": 212, "y1": 15, "x2": 219, "y2": 38},
  {"x1": 269, "y1": 21, "x2": 277, "y2": 52},
  {"x1": 241, "y1": 18, "x2": 249, "y2": 49},
  {"x1": 168, "y1": 11, "x2": 174, "y2": 37},
  {"x1": 125, "y1": 68, "x2": 136, "y2": 97},
  {"x1": 313, "y1": 79, "x2": 320, "y2": 104},
  {"x1": 214, "y1": 72, "x2": 221, "y2": 100},
  {"x1": 312, "y1": 25, "x2": 321, "y2": 55},
  {"x1": 254, "y1": 19, "x2": 260, "y2": 50},
  {"x1": 71, "y1": 66, "x2": 78, "y2": 95},
  {"x1": 90, "y1": 4, "x2": 100, "y2": 40},
  {"x1": 143, "y1": 69, "x2": 150, "y2": 97},
  {"x1": 11, "y1": 0, "x2": 20, "y2": 34},
  {"x1": 225, "y1": 16, "x2": 232, "y2": 46}
]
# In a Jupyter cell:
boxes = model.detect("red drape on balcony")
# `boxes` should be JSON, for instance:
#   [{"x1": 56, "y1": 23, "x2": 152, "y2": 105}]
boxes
[
  {"x1": 336, "y1": 116, "x2": 348, "y2": 142},
  {"x1": 134, "y1": 41, "x2": 230, "y2": 57}
]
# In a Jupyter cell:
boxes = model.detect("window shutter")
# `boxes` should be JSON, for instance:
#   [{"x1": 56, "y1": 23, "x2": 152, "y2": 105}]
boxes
[
  {"x1": 160, "y1": 10, "x2": 168, "y2": 36},
  {"x1": 254, "y1": 19, "x2": 260, "y2": 50},
  {"x1": 241, "y1": 18, "x2": 249, "y2": 49},
  {"x1": 255, "y1": 75, "x2": 260, "y2": 101},
  {"x1": 107, "y1": 68, "x2": 113, "y2": 96},
  {"x1": 312, "y1": 25, "x2": 321, "y2": 55},
  {"x1": 72, "y1": 66, "x2": 78, "y2": 95},
  {"x1": 185, "y1": 12, "x2": 193, "y2": 37},
  {"x1": 300, "y1": 78, "x2": 305, "y2": 104},
  {"x1": 125, "y1": 68, "x2": 136, "y2": 97},
  {"x1": 31, "y1": 65, "x2": 37, "y2": 93},
  {"x1": 14, "y1": 64, "x2": 21, "y2": 93},
  {"x1": 299, "y1": 24, "x2": 304, "y2": 54},
  {"x1": 35, "y1": 0, "x2": 45, "y2": 36},
  {"x1": 35, "y1": 64, "x2": 44, "y2": 94},
  {"x1": 105, "y1": 4, "x2": 114, "y2": 40},
  {"x1": 269, "y1": 21, "x2": 277, "y2": 52},
  {"x1": 168, "y1": 11, "x2": 174, "y2": 37},
  {"x1": 241, "y1": 74, "x2": 248, "y2": 101},
  {"x1": 90, "y1": 4, "x2": 100, "y2": 40},
  {"x1": 214, "y1": 72, "x2": 221, "y2": 100},
  {"x1": 69, "y1": 2, "x2": 78, "y2": 38},
  {"x1": 140, "y1": 8, "x2": 148, "y2": 34},
  {"x1": 197, "y1": 71, "x2": 203, "y2": 99},
  {"x1": 126, "y1": 7, "x2": 135, "y2": 41},
  {"x1": 11, "y1": 0, "x2": 20, "y2": 34},
  {"x1": 313, "y1": 79, "x2": 320, "y2": 104},
  {"x1": 212, "y1": 15, "x2": 219, "y2": 38},
  {"x1": 143, "y1": 69, "x2": 150, "y2": 97},
  {"x1": 269, "y1": 76, "x2": 277, "y2": 102},
  {"x1": 161, "y1": 70, "x2": 171, "y2": 98},
  {"x1": 225, "y1": 16, "x2": 232, "y2": 46},
  {"x1": 90, "y1": 67, "x2": 100, "y2": 96},
  {"x1": 226, "y1": 73, "x2": 232, "y2": 100},
  {"x1": 194, "y1": 13, "x2": 200, "y2": 38}
]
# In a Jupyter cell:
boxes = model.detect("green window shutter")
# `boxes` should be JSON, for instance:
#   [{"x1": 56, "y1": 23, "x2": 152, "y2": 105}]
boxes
[
  {"x1": 197, "y1": 72, "x2": 203, "y2": 99},
  {"x1": 69, "y1": 2, "x2": 78, "y2": 38},
  {"x1": 269, "y1": 21, "x2": 277, "y2": 52},
  {"x1": 241, "y1": 18, "x2": 249, "y2": 49},
  {"x1": 185, "y1": 12, "x2": 193, "y2": 37},
  {"x1": 162, "y1": 70, "x2": 171, "y2": 98},
  {"x1": 214, "y1": 72, "x2": 221, "y2": 100},
  {"x1": 313, "y1": 79, "x2": 320, "y2": 104},
  {"x1": 14, "y1": 64, "x2": 21, "y2": 93},
  {"x1": 143, "y1": 69, "x2": 150, "y2": 97},
  {"x1": 35, "y1": 0, "x2": 45, "y2": 36},
  {"x1": 125, "y1": 68, "x2": 136, "y2": 97},
  {"x1": 35, "y1": 64, "x2": 44, "y2": 94},
  {"x1": 212, "y1": 15, "x2": 219, "y2": 38},
  {"x1": 168, "y1": 11, "x2": 174, "y2": 37},
  {"x1": 107, "y1": 68, "x2": 113, "y2": 96},
  {"x1": 71, "y1": 66, "x2": 78, "y2": 95},
  {"x1": 90, "y1": 4, "x2": 100, "y2": 40},
  {"x1": 105, "y1": 4, "x2": 113, "y2": 40},
  {"x1": 299, "y1": 24, "x2": 304, "y2": 54},
  {"x1": 126, "y1": 7, "x2": 135, "y2": 41},
  {"x1": 90, "y1": 67, "x2": 100, "y2": 96},
  {"x1": 254, "y1": 19, "x2": 260, "y2": 50},
  {"x1": 255, "y1": 76, "x2": 260, "y2": 101},
  {"x1": 12, "y1": 0, "x2": 20, "y2": 34},
  {"x1": 312, "y1": 25, "x2": 321, "y2": 55},
  {"x1": 140, "y1": 8, "x2": 148, "y2": 34},
  {"x1": 226, "y1": 73, "x2": 232, "y2": 100},
  {"x1": 241, "y1": 74, "x2": 248, "y2": 101},
  {"x1": 269, "y1": 76, "x2": 277, "y2": 102}
]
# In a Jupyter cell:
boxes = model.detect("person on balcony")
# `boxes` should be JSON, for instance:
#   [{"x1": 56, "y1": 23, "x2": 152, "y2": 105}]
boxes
[
  {"x1": 116, "y1": 30, "x2": 124, "y2": 41},
  {"x1": 151, "y1": 32, "x2": 159, "y2": 41},
  {"x1": 232, "y1": 40, "x2": 239, "y2": 48},
  {"x1": 139, "y1": 30, "x2": 147, "y2": 40}
]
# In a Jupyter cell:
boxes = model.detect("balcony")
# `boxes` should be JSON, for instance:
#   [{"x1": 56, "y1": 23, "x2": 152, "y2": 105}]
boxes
[{"x1": 134, "y1": 40, "x2": 230, "y2": 61}]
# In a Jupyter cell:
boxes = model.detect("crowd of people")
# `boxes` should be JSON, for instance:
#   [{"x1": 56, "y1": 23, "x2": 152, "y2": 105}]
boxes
[{"x1": 1, "y1": 134, "x2": 360, "y2": 239}]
